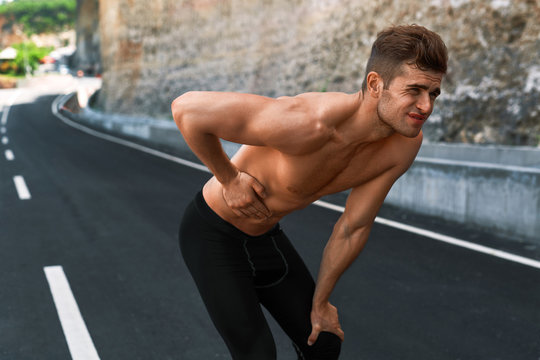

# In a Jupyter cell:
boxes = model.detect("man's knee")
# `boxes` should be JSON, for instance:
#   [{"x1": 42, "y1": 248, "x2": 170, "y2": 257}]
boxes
[{"x1": 294, "y1": 332, "x2": 341, "y2": 360}]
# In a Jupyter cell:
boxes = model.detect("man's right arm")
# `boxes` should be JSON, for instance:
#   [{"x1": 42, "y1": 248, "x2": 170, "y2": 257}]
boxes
[{"x1": 170, "y1": 91, "x2": 315, "y2": 218}]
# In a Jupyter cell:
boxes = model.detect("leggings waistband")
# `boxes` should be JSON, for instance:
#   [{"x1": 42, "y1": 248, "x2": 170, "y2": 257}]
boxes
[{"x1": 192, "y1": 190, "x2": 281, "y2": 239}]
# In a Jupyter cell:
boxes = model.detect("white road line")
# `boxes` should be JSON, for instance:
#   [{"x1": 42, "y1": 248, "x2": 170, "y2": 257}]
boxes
[
  {"x1": 1, "y1": 126, "x2": 6, "y2": 134},
  {"x1": 44, "y1": 266, "x2": 101, "y2": 360},
  {"x1": 51, "y1": 95, "x2": 209, "y2": 173},
  {"x1": 314, "y1": 200, "x2": 540, "y2": 270},
  {"x1": 13, "y1": 175, "x2": 31, "y2": 200},
  {"x1": 1, "y1": 89, "x2": 21, "y2": 125},
  {"x1": 1, "y1": 106, "x2": 7, "y2": 125},
  {"x1": 1, "y1": 136, "x2": 7, "y2": 145},
  {"x1": 52, "y1": 94, "x2": 540, "y2": 270},
  {"x1": 5, "y1": 149, "x2": 14, "y2": 160}
]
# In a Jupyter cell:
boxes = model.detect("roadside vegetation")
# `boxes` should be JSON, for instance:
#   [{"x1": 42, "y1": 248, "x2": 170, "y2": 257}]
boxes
[
  {"x1": 0, "y1": 42, "x2": 53, "y2": 76},
  {"x1": 0, "y1": 0, "x2": 75, "y2": 78},
  {"x1": 0, "y1": 0, "x2": 76, "y2": 34}
]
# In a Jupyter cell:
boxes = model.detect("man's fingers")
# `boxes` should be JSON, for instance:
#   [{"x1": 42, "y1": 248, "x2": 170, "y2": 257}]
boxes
[
  {"x1": 336, "y1": 328, "x2": 345, "y2": 342},
  {"x1": 307, "y1": 326, "x2": 320, "y2": 346},
  {"x1": 250, "y1": 184, "x2": 271, "y2": 217},
  {"x1": 235, "y1": 208, "x2": 250, "y2": 218},
  {"x1": 247, "y1": 206, "x2": 263, "y2": 219},
  {"x1": 251, "y1": 180, "x2": 267, "y2": 199},
  {"x1": 251, "y1": 200, "x2": 271, "y2": 218}
]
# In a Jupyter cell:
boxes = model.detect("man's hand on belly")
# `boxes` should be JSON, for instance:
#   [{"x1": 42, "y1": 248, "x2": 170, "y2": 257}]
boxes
[{"x1": 222, "y1": 171, "x2": 272, "y2": 219}]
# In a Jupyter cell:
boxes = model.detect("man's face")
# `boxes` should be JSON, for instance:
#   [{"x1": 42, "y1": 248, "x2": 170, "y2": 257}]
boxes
[{"x1": 376, "y1": 64, "x2": 443, "y2": 138}]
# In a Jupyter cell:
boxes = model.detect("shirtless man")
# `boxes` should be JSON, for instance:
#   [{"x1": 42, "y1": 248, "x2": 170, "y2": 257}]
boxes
[{"x1": 172, "y1": 24, "x2": 447, "y2": 360}]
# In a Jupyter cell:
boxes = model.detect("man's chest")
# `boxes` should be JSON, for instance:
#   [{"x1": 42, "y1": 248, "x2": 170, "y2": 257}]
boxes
[{"x1": 274, "y1": 140, "x2": 394, "y2": 197}]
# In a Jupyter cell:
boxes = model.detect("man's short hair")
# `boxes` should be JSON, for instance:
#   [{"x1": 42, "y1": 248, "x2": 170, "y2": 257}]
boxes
[{"x1": 361, "y1": 24, "x2": 448, "y2": 91}]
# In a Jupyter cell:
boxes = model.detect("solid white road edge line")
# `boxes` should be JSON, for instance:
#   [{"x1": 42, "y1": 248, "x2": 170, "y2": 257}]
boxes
[
  {"x1": 51, "y1": 94, "x2": 209, "y2": 173},
  {"x1": 314, "y1": 200, "x2": 540, "y2": 270},
  {"x1": 44, "y1": 266, "x2": 101, "y2": 360},
  {"x1": 13, "y1": 175, "x2": 31, "y2": 200},
  {"x1": 52, "y1": 94, "x2": 540, "y2": 270}
]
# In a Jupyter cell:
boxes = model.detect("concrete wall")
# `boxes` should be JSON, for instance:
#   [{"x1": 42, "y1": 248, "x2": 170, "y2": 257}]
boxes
[
  {"x1": 419, "y1": 143, "x2": 540, "y2": 168},
  {"x1": 387, "y1": 159, "x2": 540, "y2": 241}
]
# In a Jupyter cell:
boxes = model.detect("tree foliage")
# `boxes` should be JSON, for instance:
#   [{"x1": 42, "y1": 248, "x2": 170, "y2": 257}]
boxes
[
  {"x1": 0, "y1": 42, "x2": 53, "y2": 75},
  {"x1": 0, "y1": 0, "x2": 76, "y2": 35}
]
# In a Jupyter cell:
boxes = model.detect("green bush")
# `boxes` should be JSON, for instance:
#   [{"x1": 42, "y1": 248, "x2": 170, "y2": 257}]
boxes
[
  {"x1": 0, "y1": 42, "x2": 53, "y2": 76},
  {"x1": 0, "y1": 0, "x2": 76, "y2": 35}
]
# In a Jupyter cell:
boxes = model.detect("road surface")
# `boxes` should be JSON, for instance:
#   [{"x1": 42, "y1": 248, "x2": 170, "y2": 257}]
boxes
[{"x1": 1, "y1": 81, "x2": 539, "y2": 359}]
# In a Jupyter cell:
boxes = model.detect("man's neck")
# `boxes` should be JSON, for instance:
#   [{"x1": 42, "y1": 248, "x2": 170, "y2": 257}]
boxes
[{"x1": 346, "y1": 91, "x2": 396, "y2": 145}]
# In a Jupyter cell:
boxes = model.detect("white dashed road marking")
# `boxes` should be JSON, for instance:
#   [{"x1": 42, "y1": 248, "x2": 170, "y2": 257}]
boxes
[
  {"x1": 44, "y1": 266, "x2": 101, "y2": 360},
  {"x1": 13, "y1": 175, "x2": 31, "y2": 200},
  {"x1": 5, "y1": 149, "x2": 14, "y2": 160}
]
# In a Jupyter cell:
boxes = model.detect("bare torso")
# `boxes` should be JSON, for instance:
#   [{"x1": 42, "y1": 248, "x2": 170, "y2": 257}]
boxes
[{"x1": 203, "y1": 130, "x2": 406, "y2": 235}]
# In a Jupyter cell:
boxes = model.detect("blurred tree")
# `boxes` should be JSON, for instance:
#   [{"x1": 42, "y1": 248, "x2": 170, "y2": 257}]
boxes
[
  {"x1": 0, "y1": 0, "x2": 76, "y2": 35},
  {"x1": 0, "y1": 42, "x2": 52, "y2": 75}
]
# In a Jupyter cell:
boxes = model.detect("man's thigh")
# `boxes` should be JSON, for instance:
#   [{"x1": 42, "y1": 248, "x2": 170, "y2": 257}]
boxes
[
  {"x1": 256, "y1": 231, "x2": 341, "y2": 359},
  {"x1": 255, "y1": 231, "x2": 315, "y2": 346},
  {"x1": 179, "y1": 201, "x2": 276, "y2": 359}
]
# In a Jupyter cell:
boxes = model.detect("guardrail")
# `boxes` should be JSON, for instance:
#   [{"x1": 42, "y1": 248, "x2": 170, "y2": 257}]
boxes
[
  {"x1": 387, "y1": 158, "x2": 539, "y2": 242},
  {"x1": 58, "y1": 90, "x2": 540, "y2": 244}
]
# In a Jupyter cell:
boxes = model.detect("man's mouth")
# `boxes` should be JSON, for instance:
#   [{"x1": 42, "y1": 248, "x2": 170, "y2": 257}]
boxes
[{"x1": 408, "y1": 113, "x2": 427, "y2": 121}]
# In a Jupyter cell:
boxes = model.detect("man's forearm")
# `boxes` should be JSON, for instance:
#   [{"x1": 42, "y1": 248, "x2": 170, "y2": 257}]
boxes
[
  {"x1": 172, "y1": 97, "x2": 238, "y2": 184},
  {"x1": 183, "y1": 131, "x2": 238, "y2": 184},
  {"x1": 313, "y1": 220, "x2": 371, "y2": 308}
]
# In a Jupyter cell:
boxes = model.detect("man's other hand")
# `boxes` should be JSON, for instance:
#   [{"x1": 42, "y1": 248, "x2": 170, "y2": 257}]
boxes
[{"x1": 308, "y1": 302, "x2": 345, "y2": 346}]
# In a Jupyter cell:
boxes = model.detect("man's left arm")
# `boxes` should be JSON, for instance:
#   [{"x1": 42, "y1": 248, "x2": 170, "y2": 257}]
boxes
[{"x1": 308, "y1": 147, "x2": 418, "y2": 345}]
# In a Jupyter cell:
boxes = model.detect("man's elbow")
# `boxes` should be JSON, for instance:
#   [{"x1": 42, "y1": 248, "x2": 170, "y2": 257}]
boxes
[
  {"x1": 334, "y1": 218, "x2": 371, "y2": 256},
  {"x1": 171, "y1": 92, "x2": 196, "y2": 127}
]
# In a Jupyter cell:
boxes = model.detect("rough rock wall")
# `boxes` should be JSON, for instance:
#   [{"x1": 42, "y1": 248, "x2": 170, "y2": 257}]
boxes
[
  {"x1": 96, "y1": 0, "x2": 540, "y2": 145},
  {"x1": 0, "y1": 17, "x2": 25, "y2": 48},
  {"x1": 74, "y1": 0, "x2": 101, "y2": 74}
]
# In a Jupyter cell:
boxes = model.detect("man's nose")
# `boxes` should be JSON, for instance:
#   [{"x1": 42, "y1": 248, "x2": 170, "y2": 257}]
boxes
[{"x1": 416, "y1": 93, "x2": 432, "y2": 114}]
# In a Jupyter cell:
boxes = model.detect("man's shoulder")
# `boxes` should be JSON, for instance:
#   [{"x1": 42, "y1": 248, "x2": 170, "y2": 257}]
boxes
[
  {"x1": 294, "y1": 91, "x2": 359, "y2": 108},
  {"x1": 291, "y1": 92, "x2": 361, "y2": 129},
  {"x1": 396, "y1": 130, "x2": 424, "y2": 170},
  {"x1": 386, "y1": 131, "x2": 423, "y2": 171}
]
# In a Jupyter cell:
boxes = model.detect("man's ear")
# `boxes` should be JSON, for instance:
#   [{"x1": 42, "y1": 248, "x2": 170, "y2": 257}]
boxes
[{"x1": 366, "y1": 71, "x2": 383, "y2": 98}]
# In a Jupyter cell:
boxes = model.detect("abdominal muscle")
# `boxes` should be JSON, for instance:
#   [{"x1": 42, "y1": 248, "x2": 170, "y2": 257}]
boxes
[
  {"x1": 200, "y1": 137, "x2": 390, "y2": 236},
  {"x1": 202, "y1": 146, "x2": 323, "y2": 236}
]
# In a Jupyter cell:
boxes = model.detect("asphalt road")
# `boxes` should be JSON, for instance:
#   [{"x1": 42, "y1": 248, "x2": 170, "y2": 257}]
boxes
[{"x1": 1, "y1": 85, "x2": 539, "y2": 359}]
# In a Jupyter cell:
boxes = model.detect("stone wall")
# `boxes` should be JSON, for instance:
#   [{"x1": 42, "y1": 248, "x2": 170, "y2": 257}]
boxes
[
  {"x1": 0, "y1": 17, "x2": 25, "y2": 48},
  {"x1": 73, "y1": 0, "x2": 101, "y2": 74},
  {"x1": 95, "y1": 0, "x2": 540, "y2": 146}
]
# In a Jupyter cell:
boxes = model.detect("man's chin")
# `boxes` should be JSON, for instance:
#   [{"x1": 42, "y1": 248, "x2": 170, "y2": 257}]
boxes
[{"x1": 397, "y1": 127, "x2": 422, "y2": 138}]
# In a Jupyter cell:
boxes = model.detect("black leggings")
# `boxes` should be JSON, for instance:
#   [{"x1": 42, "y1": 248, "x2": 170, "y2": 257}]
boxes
[{"x1": 179, "y1": 191, "x2": 341, "y2": 360}]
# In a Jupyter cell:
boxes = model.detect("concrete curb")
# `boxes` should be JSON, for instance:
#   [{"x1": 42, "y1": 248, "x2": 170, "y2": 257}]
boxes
[{"x1": 59, "y1": 89, "x2": 539, "y2": 244}]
